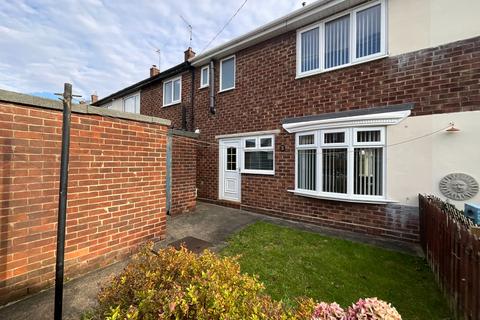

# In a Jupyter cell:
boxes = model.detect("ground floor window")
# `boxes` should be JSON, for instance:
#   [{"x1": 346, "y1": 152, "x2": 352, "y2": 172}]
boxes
[
  {"x1": 295, "y1": 127, "x2": 385, "y2": 201},
  {"x1": 241, "y1": 135, "x2": 274, "y2": 175}
]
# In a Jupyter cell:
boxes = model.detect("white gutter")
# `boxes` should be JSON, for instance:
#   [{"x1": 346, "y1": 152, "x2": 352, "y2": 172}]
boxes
[{"x1": 190, "y1": 0, "x2": 360, "y2": 66}]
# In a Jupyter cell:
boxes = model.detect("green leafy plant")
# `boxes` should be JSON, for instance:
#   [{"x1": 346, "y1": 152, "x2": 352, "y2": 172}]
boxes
[{"x1": 86, "y1": 244, "x2": 402, "y2": 320}]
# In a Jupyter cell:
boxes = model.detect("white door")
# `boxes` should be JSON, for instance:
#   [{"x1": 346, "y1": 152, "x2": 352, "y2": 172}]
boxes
[{"x1": 219, "y1": 139, "x2": 241, "y2": 202}]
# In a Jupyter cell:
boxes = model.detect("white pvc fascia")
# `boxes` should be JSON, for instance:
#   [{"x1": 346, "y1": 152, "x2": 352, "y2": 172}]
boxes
[{"x1": 282, "y1": 109, "x2": 411, "y2": 133}]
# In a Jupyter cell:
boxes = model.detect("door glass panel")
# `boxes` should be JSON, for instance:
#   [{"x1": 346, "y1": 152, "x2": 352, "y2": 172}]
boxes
[{"x1": 226, "y1": 147, "x2": 236, "y2": 171}]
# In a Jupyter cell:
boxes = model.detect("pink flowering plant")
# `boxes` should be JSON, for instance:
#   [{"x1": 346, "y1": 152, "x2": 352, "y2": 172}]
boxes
[
  {"x1": 345, "y1": 297, "x2": 402, "y2": 320},
  {"x1": 311, "y1": 302, "x2": 346, "y2": 320}
]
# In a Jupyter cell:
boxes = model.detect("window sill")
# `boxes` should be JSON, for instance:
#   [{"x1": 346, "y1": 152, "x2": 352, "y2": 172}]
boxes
[
  {"x1": 295, "y1": 53, "x2": 388, "y2": 80},
  {"x1": 162, "y1": 101, "x2": 181, "y2": 108},
  {"x1": 241, "y1": 169, "x2": 275, "y2": 176},
  {"x1": 288, "y1": 189, "x2": 396, "y2": 204},
  {"x1": 218, "y1": 87, "x2": 235, "y2": 94},
  {"x1": 199, "y1": 85, "x2": 209, "y2": 90}
]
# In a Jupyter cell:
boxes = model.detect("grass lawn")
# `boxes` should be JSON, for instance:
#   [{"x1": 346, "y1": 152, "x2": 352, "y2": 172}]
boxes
[{"x1": 221, "y1": 222, "x2": 451, "y2": 320}]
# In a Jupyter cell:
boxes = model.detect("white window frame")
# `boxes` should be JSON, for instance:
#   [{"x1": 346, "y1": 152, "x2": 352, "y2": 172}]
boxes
[
  {"x1": 294, "y1": 127, "x2": 386, "y2": 202},
  {"x1": 162, "y1": 76, "x2": 182, "y2": 107},
  {"x1": 353, "y1": 127, "x2": 385, "y2": 146},
  {"x1": 241, "y1": 134, "x2": 274, "y2": 175},
  {"x1": 122, "y1": 93, "x2": 140, "y2": 114},
  {"x1": 200, "y1": 65, "x2": 209, "y2": 88},
  {"x1": 296, "y1": 0, "x2": 387, "y2": 78},
  {"x1": 219, "y1": 55, "x2": 236, "y2": 92}
]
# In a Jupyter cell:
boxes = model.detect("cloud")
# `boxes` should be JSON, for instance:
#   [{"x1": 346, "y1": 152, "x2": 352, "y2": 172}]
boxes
[{"x1": 0, "y1": 0, "x2": 299, "y2": 99}]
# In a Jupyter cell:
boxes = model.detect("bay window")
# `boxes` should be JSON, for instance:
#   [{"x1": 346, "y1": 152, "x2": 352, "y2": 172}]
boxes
[
  {"x1": 241, "y1": 135, "x2": 274, "y2": 175},
  {"x1": 296, "y1": 0, "x2": 386, "y2": 77},
  {"x1": 295, "y1": 127, "x2": 385, "y2": 201}
]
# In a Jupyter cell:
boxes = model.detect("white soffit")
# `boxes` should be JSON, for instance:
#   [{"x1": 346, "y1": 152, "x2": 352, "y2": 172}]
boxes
[{"x1": 282, "y1": 109, "x2": 411, "y2": 133}]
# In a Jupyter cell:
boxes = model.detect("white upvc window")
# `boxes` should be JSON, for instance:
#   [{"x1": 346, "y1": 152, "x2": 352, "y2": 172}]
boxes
[
  {"x1": 122, "y1": 93, "x2": 140, "y2": 114},
  {"x1": 200, "y1": 65, "x2": 209, "y2": 88},
  {"x1": 295, "y1": 127, "x2": 385, "y2": 202},
  {"x1": 219, "y1": 55, "x2": 235, "y2": 92},
  {"x1": 241, "y1": 135, "x2": 274, "y2": 175},
  {"x1": 296, "y1": 0, "x2": 386, "y2": 77},
  {"x1": 163, "y1": 76, "x2": 181, "y2": 107}
]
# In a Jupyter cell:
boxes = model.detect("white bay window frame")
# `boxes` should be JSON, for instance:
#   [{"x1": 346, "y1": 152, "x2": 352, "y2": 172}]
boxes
[
  {"x1": 241, "y1": 135, "x2": 275, "y2": 175},
  {"x1": 294, "y1": 127, "x2": 386, "y2": 203},
  {"x1": 296, "y1": 0, "x2": 387, "y2": 78}
]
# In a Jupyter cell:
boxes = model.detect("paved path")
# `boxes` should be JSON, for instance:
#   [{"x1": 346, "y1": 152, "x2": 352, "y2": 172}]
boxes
[{"x1": 0, "y1": 202, "x2": 421, "y2": 319}]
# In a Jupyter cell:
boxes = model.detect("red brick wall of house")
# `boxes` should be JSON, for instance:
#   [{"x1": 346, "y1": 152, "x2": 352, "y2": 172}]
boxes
[
  {"x1": 141, "y1": 70, "x2": 193, "y2": 131},
  {"x1": 0, "y1": 102, "x2": 169, "y2": 304},
  {"x1": 170, "y1": 131, "x2": 197, "y2": 215},
  {"x1": 191, "y1": 34, "x2": 480, "y2": 243}
]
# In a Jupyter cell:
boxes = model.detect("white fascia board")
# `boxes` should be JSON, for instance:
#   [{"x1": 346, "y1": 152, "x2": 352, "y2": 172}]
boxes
[
  {"x1": 191, "y1": 0, "x2": 357, "y2": 66},
  {"x1": 282, "y1": 110, "x2": 411, "y2": 133}
]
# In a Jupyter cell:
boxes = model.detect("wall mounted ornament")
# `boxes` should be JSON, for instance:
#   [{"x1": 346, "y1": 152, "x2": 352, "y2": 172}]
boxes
[{"x1": 439, "y1": 173, "x2": 479, "y2": 201}]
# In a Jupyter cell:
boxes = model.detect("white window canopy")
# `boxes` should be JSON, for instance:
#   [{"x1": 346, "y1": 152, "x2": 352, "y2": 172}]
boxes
[{"x1": 282, "y1": 103, "x2": 413, "y2": 133}]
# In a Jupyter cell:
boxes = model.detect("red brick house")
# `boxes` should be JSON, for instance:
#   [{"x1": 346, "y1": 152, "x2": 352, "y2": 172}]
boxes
[{"x1": 94, "y1": 0, "x2": 480, "y2": 242}]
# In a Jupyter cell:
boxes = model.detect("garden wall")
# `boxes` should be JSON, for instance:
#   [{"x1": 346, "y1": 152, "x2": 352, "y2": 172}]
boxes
[
  {"x1": 169, "y1": 130, "x2": 198, "y2": 215},
  {"x1": 0, "y1": 90, "x2": 170, "y2": 305}
]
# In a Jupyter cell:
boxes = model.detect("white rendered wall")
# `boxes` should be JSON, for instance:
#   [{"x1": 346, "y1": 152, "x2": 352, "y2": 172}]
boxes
[
  {"x1": 387, "y1": 111, "x2": 480, "y2": 208},
  {"x1": 388, "y1": 0, "x2": 480, "y2": 56}
]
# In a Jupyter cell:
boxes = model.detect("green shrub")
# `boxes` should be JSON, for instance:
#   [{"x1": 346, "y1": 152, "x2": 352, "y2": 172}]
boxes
[{"x1": 87, "y1": 243, "x2": 292, "y2": 320}]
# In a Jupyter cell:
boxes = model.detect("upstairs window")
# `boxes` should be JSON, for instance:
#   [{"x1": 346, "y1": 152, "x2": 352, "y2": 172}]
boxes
[
  {"x1": 241, "y1": 135, "x2": 274, "y2": 175},
  {"x1": 220, "y1": 56, "x2": 235, "y2": 92},
  {"x1": 163, "y1": 76, "x2": 181, "y2": 107},
  {"x1": 122, "y1": 93, "x2": 140, "y2": 114},
  {"x1": 200, "y1": 65, "x2": 209, "y2": 88},
  {"x1": 297, "y1": 0, "x2": 385, "y2": 76}
]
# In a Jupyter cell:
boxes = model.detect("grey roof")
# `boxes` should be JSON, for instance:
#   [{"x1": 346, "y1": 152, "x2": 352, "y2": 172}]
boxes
[
  {"x1": 0, "y1": 88, "x2": 171, "y2": 126},
  {"x1": 282, "y1": 103, "x2": 415, "y2": 124}
]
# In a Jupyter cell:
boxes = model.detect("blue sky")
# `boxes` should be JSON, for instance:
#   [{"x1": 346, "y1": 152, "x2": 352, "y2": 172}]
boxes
[{"x1": 0, "y1": 0, "x2": 300, "y2": 101}]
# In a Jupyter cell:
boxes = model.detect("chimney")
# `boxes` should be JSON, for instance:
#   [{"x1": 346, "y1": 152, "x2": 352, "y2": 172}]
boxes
[
  {"x1": 91, "y1": 91, "x2": 98, "y2": 103},
  {"x1": 150, "y1": 64, "x2": 160, "y2": 77},
  {"x1": 184, "y1": 47, "x2": 196, "y2": 61}
]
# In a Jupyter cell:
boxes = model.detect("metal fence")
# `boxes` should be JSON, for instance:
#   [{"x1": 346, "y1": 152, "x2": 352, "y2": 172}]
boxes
[{"x1": 419, "y1": 194, "x2": 480, "y2": 320}]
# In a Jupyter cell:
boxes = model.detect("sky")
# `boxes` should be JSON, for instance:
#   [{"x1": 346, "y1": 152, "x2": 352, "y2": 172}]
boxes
[{"x1": 0, "y1": 0, "x2": 300, "y2": 102}]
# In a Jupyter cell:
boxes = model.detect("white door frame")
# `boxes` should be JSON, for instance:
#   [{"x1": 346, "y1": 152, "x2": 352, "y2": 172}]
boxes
[{"x1": 218, "y1": 139, "x2": 241, "y2": 202}]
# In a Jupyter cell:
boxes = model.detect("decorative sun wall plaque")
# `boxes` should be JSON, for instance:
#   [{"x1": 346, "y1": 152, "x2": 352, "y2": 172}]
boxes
[{"x1": 439, "y1": 173, "x2": 479, "y2": 201}]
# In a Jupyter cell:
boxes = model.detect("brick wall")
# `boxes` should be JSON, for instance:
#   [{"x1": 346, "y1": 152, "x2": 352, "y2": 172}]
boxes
[
  {"x1": 170, "y1": 131, "x2": 197, "y2": 215},
  {"x1": 141, "y1": 70, "x2": 193, "y2": 131},
  {"x1": 0, "y1": 101, "x2": 169, "y2": 304},
  {"x1": 191, "y1": 35, "x2": 480, "y2": 243}
]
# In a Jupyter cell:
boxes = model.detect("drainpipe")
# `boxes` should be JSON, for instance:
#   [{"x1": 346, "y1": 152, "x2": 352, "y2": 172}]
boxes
[
  {"x1": 209, "y1": 60, "x2": 216, "y2": 114},
  {"x1": 190, "y1": 66, "x2": 195, "y2": 131}
]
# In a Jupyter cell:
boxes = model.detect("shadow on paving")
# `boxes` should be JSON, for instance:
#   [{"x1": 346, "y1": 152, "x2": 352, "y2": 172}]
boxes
[{"x1": 0, "y1": 201, "x2": 421, "y2": 319}]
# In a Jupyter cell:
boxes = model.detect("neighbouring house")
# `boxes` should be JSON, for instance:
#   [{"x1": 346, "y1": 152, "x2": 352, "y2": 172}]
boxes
[{"x1": 93, "y1": 0, "x2": 480, "y2": 242}]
